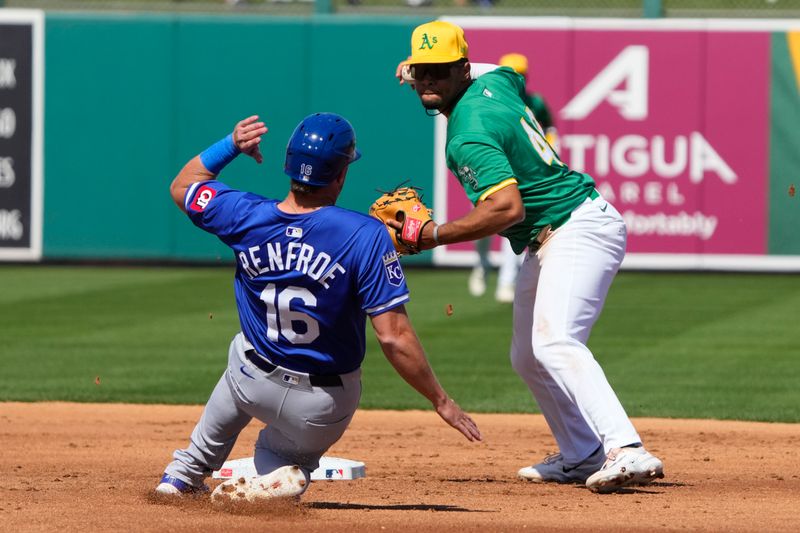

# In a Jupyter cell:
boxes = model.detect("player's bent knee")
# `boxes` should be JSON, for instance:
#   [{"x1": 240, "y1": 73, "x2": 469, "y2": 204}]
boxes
[{"x1": 531, "y1": 338, "x2": 591, "y2": 371}]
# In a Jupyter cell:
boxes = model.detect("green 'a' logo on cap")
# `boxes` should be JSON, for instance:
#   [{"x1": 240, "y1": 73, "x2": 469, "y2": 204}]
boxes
[{"x1": 419, "y1": 33, "x2": 438, "y2": 50}]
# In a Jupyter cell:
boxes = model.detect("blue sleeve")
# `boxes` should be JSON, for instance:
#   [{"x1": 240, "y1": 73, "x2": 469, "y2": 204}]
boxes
[
  {"x1": 184, "y1": 180, "x2": 251, "y2": 239},
  {"x1": 356, "y1": 223, "x2": 410, "y2": 316}
]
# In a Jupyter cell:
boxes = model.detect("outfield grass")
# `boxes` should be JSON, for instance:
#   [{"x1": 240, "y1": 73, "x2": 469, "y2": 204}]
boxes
[{"x1": 1, "y1": 265, "x2": 798, "y2": 422}]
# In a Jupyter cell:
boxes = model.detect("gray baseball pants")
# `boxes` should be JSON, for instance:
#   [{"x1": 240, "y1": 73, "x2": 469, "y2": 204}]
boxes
[{"x1": 164, "y1": 332, "x2": 362, "y2": 489}]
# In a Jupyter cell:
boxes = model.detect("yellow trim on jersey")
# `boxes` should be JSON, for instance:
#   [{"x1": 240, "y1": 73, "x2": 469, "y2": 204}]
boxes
[
  {"x1": 789, "y1": 32, "x2": 800, "y2": 92},
  {"x1": 479, "y1": 178, "x2": 518, "y2": 202}
]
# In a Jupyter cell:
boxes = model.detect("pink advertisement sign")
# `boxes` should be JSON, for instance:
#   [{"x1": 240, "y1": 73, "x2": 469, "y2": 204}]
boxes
[{"x1": 439, "y1": 23, "x2": 771, "y2": 258}]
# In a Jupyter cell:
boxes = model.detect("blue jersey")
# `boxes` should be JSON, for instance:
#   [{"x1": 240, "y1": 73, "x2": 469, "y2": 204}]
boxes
[{"x1": 184, "y1": 181, "x2": 410, "y2": 375}]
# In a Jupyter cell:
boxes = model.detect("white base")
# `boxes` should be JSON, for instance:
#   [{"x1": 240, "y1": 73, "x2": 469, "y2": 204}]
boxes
[{"x1": 212, "y1": 456, "x2": 366, "y2": 481}]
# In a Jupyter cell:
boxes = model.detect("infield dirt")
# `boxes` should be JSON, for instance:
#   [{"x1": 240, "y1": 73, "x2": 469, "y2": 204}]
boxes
[{"x1": 2, "y1": 402, "x2": 798, "y2": 532}]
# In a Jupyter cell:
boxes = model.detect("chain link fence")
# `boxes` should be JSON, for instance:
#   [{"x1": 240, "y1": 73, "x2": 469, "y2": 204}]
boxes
[
  {"x1": 2, "y1": 0, "x2": 800, "y2": 17},
  {"x1": 663, "y1": 0, "x2": 800, "y2": 18},
  {"x1": 3, "y1": 1, "x2": 313, "y2": 15}
]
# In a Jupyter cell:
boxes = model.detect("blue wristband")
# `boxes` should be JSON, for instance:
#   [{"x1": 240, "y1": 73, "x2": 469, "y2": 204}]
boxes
[{"x1": 199, "y1": 133, "x2": 240, "y2": 175}]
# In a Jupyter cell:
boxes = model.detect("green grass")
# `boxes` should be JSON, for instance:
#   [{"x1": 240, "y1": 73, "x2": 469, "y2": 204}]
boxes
[{"x1": 1, "y1": 265, "x2": 799, "y2": 422}]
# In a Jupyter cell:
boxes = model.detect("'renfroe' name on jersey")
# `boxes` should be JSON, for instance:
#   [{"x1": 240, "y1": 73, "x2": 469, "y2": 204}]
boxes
[{"x1": 237, "y1": 241, "x2": 346, "y2": 289}]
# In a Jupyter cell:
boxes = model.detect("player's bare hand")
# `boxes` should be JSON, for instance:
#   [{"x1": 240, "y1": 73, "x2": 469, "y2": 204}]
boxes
[
  {"x1": 233, "y1": 115, "x2": 268, "y2": 164},
  {"x1": 385, "y1": 218, "x2": 402, "y2": 232},
  {"x1": 436, "y1": 398, "x2": 482, "y2": 442}
]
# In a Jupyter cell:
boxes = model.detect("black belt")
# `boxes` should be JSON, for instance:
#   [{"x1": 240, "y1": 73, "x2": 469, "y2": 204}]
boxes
[{"x1": 244, "y1": 349, "x2": 343, "y2": 387}]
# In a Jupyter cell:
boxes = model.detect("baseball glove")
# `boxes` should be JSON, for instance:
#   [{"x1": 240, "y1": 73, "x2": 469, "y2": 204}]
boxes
[{"x1": 369, "y1": 186, "x2": 434, "y2": 255}]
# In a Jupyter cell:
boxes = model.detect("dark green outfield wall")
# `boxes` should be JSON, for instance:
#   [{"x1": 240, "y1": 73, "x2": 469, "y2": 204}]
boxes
[
  {"x1": 41, "y1": 16, "x2": 800, "y2": 265},
  {"x1": 769, "y1": 32, "x2": 800, "y2": 255},
  {"x1": 43, "y1": 13, "x2": 435, "y2": 263}
]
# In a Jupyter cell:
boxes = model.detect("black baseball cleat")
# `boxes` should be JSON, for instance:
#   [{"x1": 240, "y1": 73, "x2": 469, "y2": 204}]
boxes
[{"x1": 518, "y1": 446, "x2": 606, "y2": 483}]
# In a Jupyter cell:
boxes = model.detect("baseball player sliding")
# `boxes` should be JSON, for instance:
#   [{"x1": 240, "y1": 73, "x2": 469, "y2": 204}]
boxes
[
  {"x1": 155, "y1": 112, "x2": 481, "y2": 501},
  {"x1": 389, "y1": 21, "x2": 664, "y2": 493}
]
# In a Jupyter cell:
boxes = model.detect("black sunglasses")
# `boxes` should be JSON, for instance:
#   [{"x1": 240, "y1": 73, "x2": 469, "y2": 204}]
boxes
[{"x1": 410, "y1": 61, "x2": 464, "y2": 81}]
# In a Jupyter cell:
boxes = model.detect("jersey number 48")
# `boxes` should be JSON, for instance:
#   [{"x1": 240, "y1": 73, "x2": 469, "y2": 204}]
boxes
[{"x1": 521, "y1": 107, "x2": 563, "y2": 167}]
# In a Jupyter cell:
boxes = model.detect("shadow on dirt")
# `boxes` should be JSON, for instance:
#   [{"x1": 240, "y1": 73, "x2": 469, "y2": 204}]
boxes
[{"x1": 306, "y1": 502, "x2": 490, "y2": 512}]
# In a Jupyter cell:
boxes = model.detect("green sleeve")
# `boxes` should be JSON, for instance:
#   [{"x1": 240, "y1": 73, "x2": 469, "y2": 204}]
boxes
[{"x1": 447, "y1": 134, "x2": 516, "y2": 206}]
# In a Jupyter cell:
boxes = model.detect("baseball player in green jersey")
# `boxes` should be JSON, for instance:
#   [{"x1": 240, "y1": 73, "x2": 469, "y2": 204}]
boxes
[
  {"x1": 393, "y1": 21, "x2": 664, "y2": 493},
  {"x1": 470, "y1": 52, "x2": 559, "y2": 303}
]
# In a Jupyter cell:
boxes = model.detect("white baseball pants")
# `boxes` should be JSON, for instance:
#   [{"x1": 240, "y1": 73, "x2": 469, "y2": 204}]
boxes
[{"x1": 510, "y1": 194, "x2": 641, "y2": 464}]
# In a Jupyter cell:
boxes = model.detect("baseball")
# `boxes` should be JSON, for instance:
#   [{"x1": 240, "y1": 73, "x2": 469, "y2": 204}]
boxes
[{"x1": 401, "y1": 64, "x2": 414, "y2": 83}]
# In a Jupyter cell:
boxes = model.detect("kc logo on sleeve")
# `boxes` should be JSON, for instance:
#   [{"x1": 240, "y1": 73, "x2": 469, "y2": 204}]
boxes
[
  {"x1": 190, "y1": 185, "x2": 217, "y2": 212},
  {"x1": 383, "y1": 251, "x2": 405, "y2": 287}
]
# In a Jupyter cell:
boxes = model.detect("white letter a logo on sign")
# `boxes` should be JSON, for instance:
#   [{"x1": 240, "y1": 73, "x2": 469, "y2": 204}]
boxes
[{"x1": 561, "y1": 45, "x2": 649, "y2": 121}]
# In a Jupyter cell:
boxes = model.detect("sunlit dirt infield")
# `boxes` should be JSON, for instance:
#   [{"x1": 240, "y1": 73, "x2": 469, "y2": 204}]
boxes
[{"x1": 2, "y1": 403, "x2": 798, "y2": 532}]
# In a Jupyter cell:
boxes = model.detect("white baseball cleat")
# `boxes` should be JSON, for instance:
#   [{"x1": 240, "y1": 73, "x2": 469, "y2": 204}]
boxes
[
  {"x1": 155, "y1": 482, "x2": 181, "y2": 495},
  {"x1": 211, "y1": 465, "x2": 307, "y2": 503},
  {"x1": 494, "y1": 283, "x2": 515, "y2": 303},
  {"x1": 468, "y1": 266, "x2": 487, "y2": 297},
  {"x1": 518, "y1": 446, "x2": 605, "y2": 484},
  {"x1": 585, "y1": 446, "x2": 664, "y2": 493}
]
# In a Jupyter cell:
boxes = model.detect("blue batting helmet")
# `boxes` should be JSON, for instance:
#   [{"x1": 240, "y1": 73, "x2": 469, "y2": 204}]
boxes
[{"x1": 284, "y1": 112, "x2": 362, "y2": 186}]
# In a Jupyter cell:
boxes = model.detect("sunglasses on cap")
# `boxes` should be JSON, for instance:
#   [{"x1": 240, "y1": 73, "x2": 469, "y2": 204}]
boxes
[{"x1": 410, "y1": 61, "x2": 466, "y2": 81}]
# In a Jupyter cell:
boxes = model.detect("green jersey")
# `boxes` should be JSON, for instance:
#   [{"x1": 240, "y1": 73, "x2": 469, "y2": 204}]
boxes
[
  {"x1": 446, "y1": 67, "x2": 595, "y2": 254},
  {"x1": 526, "y1": 92, "x2": 553, "y2": 130}
]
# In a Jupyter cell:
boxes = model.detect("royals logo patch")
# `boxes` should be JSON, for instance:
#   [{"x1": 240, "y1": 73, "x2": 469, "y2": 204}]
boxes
[{"x1": 383, "y1": 251, "x2": 404, "y2": 287}]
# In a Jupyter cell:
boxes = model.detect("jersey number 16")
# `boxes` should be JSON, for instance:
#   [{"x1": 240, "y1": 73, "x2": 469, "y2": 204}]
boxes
[{"x1": 260, "y1": 283, "x2": 320, "y2": 344}]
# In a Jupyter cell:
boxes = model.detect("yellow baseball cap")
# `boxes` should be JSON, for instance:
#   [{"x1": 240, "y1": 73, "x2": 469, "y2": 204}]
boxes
[
  {"x1": 408, "y1": 21, "x2": 469, "y2": 65},
  {"x1": 499, "y1": 53, "x2": 528, "y2": 76}
]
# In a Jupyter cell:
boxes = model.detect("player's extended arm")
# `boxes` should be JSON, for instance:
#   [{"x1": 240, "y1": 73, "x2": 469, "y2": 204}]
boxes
[
  {"x1": 370, "y1": 306, "x2": 482, "y2": 442},
  {"x1": 386, "y1": 183, "x2": 524, "y2": 250},
  {"x1": 170, "y1": 115, "x2": 268, "y2": 211},
  {"x1": 469, "y1": 63, "x2": 500, "y2": 79}
]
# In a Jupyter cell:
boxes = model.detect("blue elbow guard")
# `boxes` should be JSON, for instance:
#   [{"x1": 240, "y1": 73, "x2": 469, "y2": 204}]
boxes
[{"x1": 200, "y1": 134, "x2": 240, "y2": 174}]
